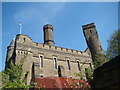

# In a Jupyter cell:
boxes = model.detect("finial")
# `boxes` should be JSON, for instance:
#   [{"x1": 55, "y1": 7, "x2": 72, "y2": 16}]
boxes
[{"x1": 19, "y1": 22, "x2": 22, "y2": 34}]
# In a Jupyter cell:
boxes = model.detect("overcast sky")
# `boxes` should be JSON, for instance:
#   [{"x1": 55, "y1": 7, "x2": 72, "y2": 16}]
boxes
[{"x1": 1, "y1": 2, "x2": 118, "y2": 71}]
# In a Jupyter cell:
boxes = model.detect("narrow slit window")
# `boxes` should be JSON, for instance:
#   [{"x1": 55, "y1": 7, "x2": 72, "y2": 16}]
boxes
[
  {"x1": 67, "y1": 60, "x2": 70, "y2": 70},
  {"x1": 77, "y1": 61, "x2": 81, "y2": 71},
  {"x1": 40, "y1": 56, "x2": 43, "y2": 68},
  {"x1": 54, "y1": 58, "x2": 57, "y2": 69},
  {"x1": 90, "y1": 30, "x2": 92, "y2": 33},
  {"x1": 23, "y1": 38, "x2": 25, "y2": 42},
  {"x1": 89, "y1": 63, "x2": 92, "y2": 69}
]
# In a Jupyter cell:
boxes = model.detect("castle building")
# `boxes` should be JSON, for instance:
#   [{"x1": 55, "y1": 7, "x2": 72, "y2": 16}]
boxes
[{"x1": 5, "y1": 23, "x2": 103, "y2": 84}]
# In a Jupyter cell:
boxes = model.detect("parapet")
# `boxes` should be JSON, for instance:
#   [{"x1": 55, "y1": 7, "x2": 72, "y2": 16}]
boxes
[
  {"x1": 32, "y1": 42, "x2": 90, "y2": 57},
  {"x1": 15, "y1": 34, "x2": 91, "y2": 57},
  {"x1": 43, "y1": 24, "x2": 53, "y2": 30},
  {"x1": 82, "y1": 23, "x2": 95, "y2": 30},
  {"x1": 15, "y1": 34, "x2": 33, "y2": 45}
]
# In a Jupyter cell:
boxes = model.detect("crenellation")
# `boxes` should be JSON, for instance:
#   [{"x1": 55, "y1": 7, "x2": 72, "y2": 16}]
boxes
[
  {"x1": 55, "y1": 46, "x2": 61, "y2": 51},
  {"x1": 82, "y1": 23, "x2": 95, "y2": 30},
  {"x1": 43, "y1": 44, "x2": 49, "y2": 49},
  {"x1": 67, "y1": 49, "x2": 72, "y2": 53},
  {"x1": 49, "y1": 45, "x2": 55, "y2": 50}
]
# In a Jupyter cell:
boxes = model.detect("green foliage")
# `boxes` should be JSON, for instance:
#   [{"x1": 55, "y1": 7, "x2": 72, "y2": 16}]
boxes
[
  {"x1": 71, "y1": 60, "x2": 92, "y2": 88},
  {"x1": 93, "y1": 54, "x2": 108, "y2": 68},
  {"x1": 71, "y1": 30, "x2": 119, "y2": 88},
  {"x1": 1, "y1": 53, "x2": 34, "y2": 88},
  {"x1": 106, "y1": 30, "x2": 120, "y2": 59},
  {"x1": 85, "y1": 68, "x2": 93, "y2": 81}
]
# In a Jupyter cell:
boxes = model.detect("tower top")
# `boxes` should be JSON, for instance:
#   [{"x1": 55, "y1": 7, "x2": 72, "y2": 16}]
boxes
[
  {"x1": 9, "y1": 39, "x2": 15, "y2": 46},
  {"x1": 43, "y1": 24, "x2": 53, "y2": 30},
  {"x1": 82, "y1": 23, "x2": 95, "y2": 30}
]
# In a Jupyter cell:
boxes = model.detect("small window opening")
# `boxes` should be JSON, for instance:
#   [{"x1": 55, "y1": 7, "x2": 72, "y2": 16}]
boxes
[
  {"x1": 40, "y1": 56, "x2": 43, "y2": 68},
  {"x1": 23, "y1": 38, "x2": 25, "y2": 42},
  {"x1": 18, "y1": 51, "x2": 20, "y2": 54},
  {"x1": 89, "y1": 63, "x2": 92, "y2": 69},
  {"x1": 40, "y1": 75, "x2": 43, "y2": 77},
  {"x1": 90, "y1": 30, "x2": 92, "y2": 33},
  {"x1": 67, "y1": 60, "x2": 70, "y2": 70},
  {"x1": 54, "y1": 58, "x2": 57, "y2": 69},
  {"x1": 77, "y1": 61, "x2": 81, "y2": 71}
]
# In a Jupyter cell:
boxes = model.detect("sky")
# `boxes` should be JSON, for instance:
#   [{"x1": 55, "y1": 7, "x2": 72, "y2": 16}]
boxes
[{"x1": 1, "y1": 2, "x2": 118, "y2": 71}]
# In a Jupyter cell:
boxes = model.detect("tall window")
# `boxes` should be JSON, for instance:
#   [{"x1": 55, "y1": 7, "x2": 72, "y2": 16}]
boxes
[
  {"x1": 77, "y1": 61, "x2": 81, "y2": 71},
  {"x1": 67, "y1": 60, "x2": 70, "y2": 70},
  {"x1": 54, "y1": 58, "x2": 57, "y2": 69},
  {"x1": 40, "y1": 56, "x2": 43, "y2": 68}
]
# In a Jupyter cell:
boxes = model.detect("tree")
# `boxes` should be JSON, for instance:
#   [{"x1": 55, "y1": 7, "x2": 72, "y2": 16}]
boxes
[
  {"x1": 106, "y1": 30, "x2": 120, "y2": 59},
  {"x1": 71, "y1": 61, "x2": 92, "y2": 89},
  {"x1": 0, "y1": 53, "x2": 34, "y2": 88}
]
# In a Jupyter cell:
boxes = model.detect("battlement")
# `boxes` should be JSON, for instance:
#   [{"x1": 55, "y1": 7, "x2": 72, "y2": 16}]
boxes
[
  {"x1": 82, "y1": 23, "x2": 95, "y2": 30},
  {"x1": 32, "y1": 42, "x2": 90, "y2": 56},
  {"x1": 16, "y1": 34, "x2": 90, "y2": 57},
  {"x1": 16, "y1": 34, "x2": 32, "y2": 40}
]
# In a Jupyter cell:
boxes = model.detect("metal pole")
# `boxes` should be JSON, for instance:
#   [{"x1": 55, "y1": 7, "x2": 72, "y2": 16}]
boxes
[{"x1": 19, "y1": 22, "x2": 22, "y2": 34}]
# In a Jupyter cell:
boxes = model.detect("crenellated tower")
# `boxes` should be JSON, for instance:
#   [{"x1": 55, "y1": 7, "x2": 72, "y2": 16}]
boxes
[{"x1": 82, "y1": 23, "x2": 104, "y2": 64}]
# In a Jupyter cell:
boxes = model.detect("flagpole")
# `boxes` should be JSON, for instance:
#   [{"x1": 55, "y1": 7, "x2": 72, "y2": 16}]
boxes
[{"x1": 19, "y1": 22, "x2": 22, "y2": 34}]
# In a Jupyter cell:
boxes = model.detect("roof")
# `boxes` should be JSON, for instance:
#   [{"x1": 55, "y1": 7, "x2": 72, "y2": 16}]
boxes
[
  {"x1": 9, "y1": 39, "x2": 15, "y2": 46},
  {"x1": 35, "y1": 77, "x2": 90, "y2": 88}
]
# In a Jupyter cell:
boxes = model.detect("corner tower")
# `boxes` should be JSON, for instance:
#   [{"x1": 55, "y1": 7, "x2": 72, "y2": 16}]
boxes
[
  {"x1": 43, "y1": 24, "x2": 55, "y2": 46},
  {"x1": 82, "y1": 23, "x2": 104, "y2": 64},
  {"x1": 5, "y1": 38, "x2": 15, "y2": 69}
]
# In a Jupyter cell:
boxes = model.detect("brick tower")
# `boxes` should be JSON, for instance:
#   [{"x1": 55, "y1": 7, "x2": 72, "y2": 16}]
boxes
[
  {"x1": 82, "y1": 23, "x2": 104, "y2": 64},
  {"x1": 43, "y1": 24, "x2": 55, "y2": 46}
]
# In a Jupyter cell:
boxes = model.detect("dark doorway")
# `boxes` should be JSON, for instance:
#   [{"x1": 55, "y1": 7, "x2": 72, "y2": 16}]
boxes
[{"x1": 58, "y1": 66, "x2": 62, "y2": 77}]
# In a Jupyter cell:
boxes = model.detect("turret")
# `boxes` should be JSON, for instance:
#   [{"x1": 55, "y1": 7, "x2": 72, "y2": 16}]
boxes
[
  {"x1": 43, "y1": 24, "x2": 55, "y2": 46},
  {"x1": 5, "y1": 37, "x2": 15, "y2": 69},
  {"x1": 82, "y1": 23, "x2": 104, "y2": 64}
]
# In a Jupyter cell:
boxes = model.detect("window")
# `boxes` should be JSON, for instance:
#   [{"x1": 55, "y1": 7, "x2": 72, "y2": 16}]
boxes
[
  {"x1": 23, "y1": 38, "x2": 25, "y2": 42},
  {"x1": 18, "y1": 51, "x2": 20, "y2": 54},
  {"x1": 89, "y1": 63, "x2": 92, "y2": 69},
  {"x1": 67, "y1": 60, "x2": 70, "y2": 70},
  {"x1": 77, "y1": 61, "x2": 81, "y2": 71},
  {"x1": 54, "y1": 58, "x2": 57, "y2": 69},
  {"x1": 40, "y1": 56, "x2": 43, "y2": 68},
  {"x1": 90, "y1": 30, "x2": 92, "y2": 33}
]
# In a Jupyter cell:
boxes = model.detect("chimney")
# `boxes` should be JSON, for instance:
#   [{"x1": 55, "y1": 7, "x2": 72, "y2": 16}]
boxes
[{"x1": 43, "y1": 24, "x2": 55, "y2": 46}]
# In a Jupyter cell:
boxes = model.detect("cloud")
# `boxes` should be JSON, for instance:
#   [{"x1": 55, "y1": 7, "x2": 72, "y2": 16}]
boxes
[{"x1": 14, "y1": 3, "x2": 66, "y2": 25}]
